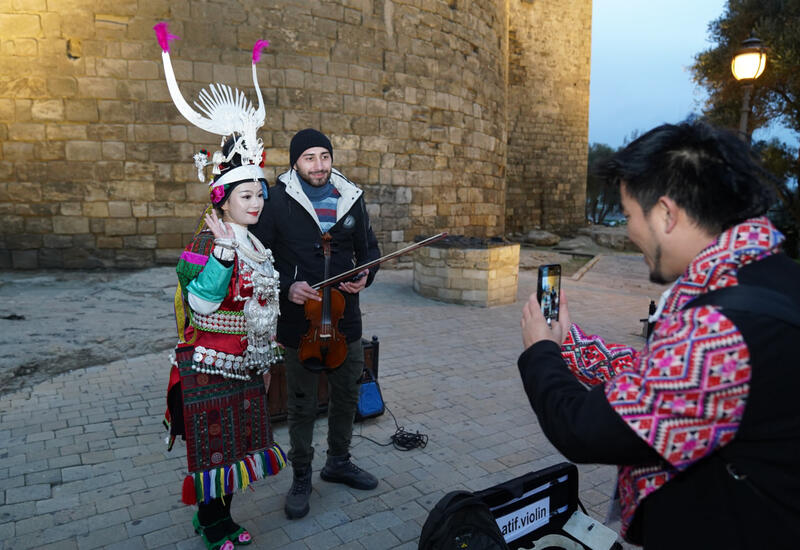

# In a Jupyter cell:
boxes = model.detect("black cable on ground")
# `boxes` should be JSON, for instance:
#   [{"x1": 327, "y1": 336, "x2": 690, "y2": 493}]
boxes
[{"x1": 353, "y1": 404, "x2": 428, "y2": 451}]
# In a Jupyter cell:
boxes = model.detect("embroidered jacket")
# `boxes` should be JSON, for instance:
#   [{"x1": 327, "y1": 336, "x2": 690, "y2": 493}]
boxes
[
  {"x1": 175, "y1": 225, "x2": 282, "y2": 373},
  {"x1": 562, "y1": 217, "x2": 783, "y2": 533},
  {"x1": 519, "y1": 217, "x2": 800, "y2": 547}
]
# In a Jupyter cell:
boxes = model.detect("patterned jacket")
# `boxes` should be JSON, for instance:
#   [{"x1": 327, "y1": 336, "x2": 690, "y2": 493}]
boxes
[{"x1": 518, "y1": 217, "x2": 800, "y2": 548}]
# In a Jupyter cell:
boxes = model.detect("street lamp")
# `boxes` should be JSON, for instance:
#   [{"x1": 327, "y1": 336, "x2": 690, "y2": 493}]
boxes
[{"x1": 731, "y1": 35, "x2": 767, "y2": 143}]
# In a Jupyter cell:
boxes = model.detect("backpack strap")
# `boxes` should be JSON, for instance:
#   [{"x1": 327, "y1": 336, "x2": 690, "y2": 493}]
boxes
[
  {"x1": 684, "y1": 283, "x2": 799, "y2": 518},
  {"x1": 683, "y1": 285, "x2": 800, "y2": 327}
]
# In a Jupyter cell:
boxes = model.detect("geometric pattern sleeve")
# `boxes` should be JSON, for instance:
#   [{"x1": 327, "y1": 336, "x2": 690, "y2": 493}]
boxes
[
  {"x1": 561, "y1": 323, "x2": 637, "y2": 387},
  {"x1": 606, "y1": 305, "x2": 750, "y2": 470},
  {"x1": 174, "y1": 231, "x2": 216, "y2": 341},
  {"x1": 176, "y1": 231, "x2": 215, "y2": 293}
]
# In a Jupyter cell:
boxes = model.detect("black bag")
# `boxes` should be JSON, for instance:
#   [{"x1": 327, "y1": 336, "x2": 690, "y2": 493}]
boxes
[
  {"x1": 683, "y1": 284, "x2": 800, "y2": 327},
  {"x1": 419, "y1": 490, "x2": 510, "y2": 550},
  {"x1": 355, "y1": 366, "x2": 385, "y2": 421},
  {"x1": 475, "y1": 462, "x2": 580, "y2": 549}
]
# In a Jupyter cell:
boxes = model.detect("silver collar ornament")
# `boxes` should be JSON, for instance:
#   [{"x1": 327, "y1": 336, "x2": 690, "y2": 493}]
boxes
[
  {"x1": 230, "y1": 225, "x2": 282, "y2": 374},
  {"x1": 188, "y1": 225, "x2": 282, "y2": 380}
]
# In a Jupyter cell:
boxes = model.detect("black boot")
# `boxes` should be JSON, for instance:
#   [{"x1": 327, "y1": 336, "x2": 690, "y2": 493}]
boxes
[
  {"x1": 285, "y1": 465, "x2": 313, "y2": 519},
  {"x1": 320, "y1": 453, "x2": 378, "y2": 490}
]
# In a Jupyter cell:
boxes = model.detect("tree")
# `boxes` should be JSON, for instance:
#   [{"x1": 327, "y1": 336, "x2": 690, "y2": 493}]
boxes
[
  {"x1": 753, "y1": 138, "x2": 800, "y2": 256},
  {"x1": 691, "y1": 0, "x2": 800, "y2": 256},
  {"x1": 585, "y1": 143, "x2": 620, "y2": 224},
  {"x1": 692, "y1": 0, "x2": 800, "y2": 136}
]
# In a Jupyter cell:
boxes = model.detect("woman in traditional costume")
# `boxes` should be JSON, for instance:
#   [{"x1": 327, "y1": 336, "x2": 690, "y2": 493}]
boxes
[{"x1": 155, "y1": 22, "x2": 285, "y2": 550}]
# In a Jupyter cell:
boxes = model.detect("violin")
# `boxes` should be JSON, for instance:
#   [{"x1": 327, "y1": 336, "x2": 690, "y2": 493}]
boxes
[
  {"x1": 298, "y1": 233, "x2": 348, "y2": 370},
  {"x1": 297, "y1": 231, "x2": 449, "y2": 371}
]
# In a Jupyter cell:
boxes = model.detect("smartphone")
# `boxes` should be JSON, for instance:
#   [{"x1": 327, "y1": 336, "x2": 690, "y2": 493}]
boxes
[{"x1": 537, "y1": 264, "x2": 561, "y2": 325}]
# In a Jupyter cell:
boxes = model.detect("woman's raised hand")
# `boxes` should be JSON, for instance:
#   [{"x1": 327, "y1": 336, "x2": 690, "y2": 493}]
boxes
[{"x1": 205, "y1": 210, "x2": 234, "y2": 241}]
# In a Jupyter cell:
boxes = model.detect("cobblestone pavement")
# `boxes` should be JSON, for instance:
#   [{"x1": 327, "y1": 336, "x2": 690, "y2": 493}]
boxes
[{"x1": 0, "y1": 254, "x2": 667, "y2": 550}]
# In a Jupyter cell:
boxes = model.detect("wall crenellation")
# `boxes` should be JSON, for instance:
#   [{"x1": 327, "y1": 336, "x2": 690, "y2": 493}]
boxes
[{"x1": 0, "y1": 0, "x2": 589, "y2": 269}]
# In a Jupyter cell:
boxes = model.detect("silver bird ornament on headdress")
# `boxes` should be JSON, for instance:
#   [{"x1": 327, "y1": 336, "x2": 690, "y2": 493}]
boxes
[{"x1": 154, "y1": 22, "x2": 268, "y2": 187}]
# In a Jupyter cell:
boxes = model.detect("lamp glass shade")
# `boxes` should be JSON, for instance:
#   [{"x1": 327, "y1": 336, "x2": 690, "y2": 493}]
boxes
[{"x1": 731, "y1": 51, "x2": 767, "y2": 80}]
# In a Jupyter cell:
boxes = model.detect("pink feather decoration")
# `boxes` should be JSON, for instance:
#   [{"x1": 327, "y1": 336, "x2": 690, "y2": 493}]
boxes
[
  {"x1": 153, "y1": 22, "x2": 180, "y2": 53},
  {"x1": 252, "y1": 40, "x2": 270, "y2": 63}
]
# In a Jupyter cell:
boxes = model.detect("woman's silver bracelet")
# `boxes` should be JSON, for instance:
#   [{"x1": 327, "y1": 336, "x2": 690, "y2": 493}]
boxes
[{"x1": 214, "y1": 237, "x2": 238, "y2": 250}]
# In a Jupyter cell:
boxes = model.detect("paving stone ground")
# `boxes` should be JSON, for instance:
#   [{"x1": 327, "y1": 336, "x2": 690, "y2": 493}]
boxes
[{"x1": 0, "y1": 253, "x2": 667, "y2": 550}]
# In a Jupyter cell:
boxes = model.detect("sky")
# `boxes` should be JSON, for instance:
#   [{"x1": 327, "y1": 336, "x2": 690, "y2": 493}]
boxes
[{"x1": 589, "y1": 0, "x2": 798, "y2": 149}]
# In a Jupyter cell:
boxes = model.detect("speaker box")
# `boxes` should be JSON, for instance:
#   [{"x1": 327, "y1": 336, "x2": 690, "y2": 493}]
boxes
[{"x1": 268, "y1": 335, "x2": 380, "y2": 423}]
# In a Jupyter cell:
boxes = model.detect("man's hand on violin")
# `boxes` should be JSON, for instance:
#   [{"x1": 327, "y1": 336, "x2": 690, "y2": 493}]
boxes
[
  {"x1": 289, "y1": 281, "x2": 321, "y2": 305},
  {"x1": 289, "y1": 269, "x2": 369, "y2": 304},
  {"x1": 338, "y1": 269, "x2": 369, "y2": 294}
]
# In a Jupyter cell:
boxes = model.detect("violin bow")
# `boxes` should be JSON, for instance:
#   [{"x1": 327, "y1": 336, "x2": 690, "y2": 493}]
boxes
[{"x1": 311, "y1": 232, "x2": 449, "y2": 291}]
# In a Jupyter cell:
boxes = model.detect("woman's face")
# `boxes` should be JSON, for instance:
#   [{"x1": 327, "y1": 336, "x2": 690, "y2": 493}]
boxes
[{"x1": 221, "y1": 180, "x2": 264, "y2": 226}]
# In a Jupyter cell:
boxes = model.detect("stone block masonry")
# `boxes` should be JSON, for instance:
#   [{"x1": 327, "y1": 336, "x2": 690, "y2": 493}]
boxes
[
  {"x1": 0, "y1": 0, "x2": 590, "y2": 269},
  {"x1": 413, "y1": 242, "x2": 520, "y2": 307},
  {"x1": 505, "y1": 0, "x2": 591, "y2": 235}
]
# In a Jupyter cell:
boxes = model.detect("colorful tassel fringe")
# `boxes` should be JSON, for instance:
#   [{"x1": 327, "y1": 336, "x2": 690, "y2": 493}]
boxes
[{"x1": 186, "y1": 444, "x2": 287, "y2": 505}]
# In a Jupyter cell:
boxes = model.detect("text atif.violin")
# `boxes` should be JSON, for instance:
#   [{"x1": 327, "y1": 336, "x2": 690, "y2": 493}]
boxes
[{"x1": 298, "y1": 232, "x2": 448, "y2": 370}]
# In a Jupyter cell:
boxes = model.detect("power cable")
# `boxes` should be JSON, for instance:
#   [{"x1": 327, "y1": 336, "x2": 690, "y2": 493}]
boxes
[{"x1": 354, "y1": 404, "x2": 428, "y2": 451}]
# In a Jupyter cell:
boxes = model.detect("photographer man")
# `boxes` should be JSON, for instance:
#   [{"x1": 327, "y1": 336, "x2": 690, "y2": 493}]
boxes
[{"x1": 518, "y1": 120, "x2": 800, "y2": 549}]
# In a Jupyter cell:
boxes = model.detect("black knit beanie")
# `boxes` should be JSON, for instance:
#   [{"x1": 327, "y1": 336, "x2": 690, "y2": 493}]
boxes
[{"x1": 289, "y1": 128, "x2": 333, "y2": 168}]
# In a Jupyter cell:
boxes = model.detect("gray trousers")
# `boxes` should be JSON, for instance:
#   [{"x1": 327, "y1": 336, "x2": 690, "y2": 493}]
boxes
[{"x1": 284, "y1": 340, "x2": 364, "y2": 468}]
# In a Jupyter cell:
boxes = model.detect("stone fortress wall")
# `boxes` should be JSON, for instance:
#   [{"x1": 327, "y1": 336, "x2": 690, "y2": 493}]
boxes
[
  {"x1": 505, "y1": 0, "x2": 592, "y2": 234},
  {"x1": 0, "y1": 0, "x2": 590, "y2": 269}
]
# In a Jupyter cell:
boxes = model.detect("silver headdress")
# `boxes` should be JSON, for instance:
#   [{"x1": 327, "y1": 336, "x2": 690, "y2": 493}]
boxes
[{"x1": 154, "y1": 22, "x2": 268, "y2": 190}]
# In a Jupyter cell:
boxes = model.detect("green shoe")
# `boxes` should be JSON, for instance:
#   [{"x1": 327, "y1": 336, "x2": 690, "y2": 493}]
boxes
[
  {"x1": 221, "y1": 517, "x2": 253, "y2": 546},
  {"x1": 193, "y1": 513, "x2": 235, "y2": 550}
]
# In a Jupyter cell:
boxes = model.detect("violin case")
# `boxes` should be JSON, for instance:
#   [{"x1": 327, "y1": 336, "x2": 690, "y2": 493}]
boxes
[
  {"x1": 474, "y1": 462, "x2": 620, "y2": 550},
  {"x1": 268, "y1": 335, "x2": 380, "y2": 423}
]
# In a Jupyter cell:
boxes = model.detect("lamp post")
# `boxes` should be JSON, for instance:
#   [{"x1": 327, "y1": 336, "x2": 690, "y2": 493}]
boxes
[{"x1": 731, "y1": 35, "x2": 767, "y2": 144}]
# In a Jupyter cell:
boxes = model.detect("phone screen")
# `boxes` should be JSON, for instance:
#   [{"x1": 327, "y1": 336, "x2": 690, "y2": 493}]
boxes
[{"x1": 537, "y1": 264, "x2": 561, "y2": 325}]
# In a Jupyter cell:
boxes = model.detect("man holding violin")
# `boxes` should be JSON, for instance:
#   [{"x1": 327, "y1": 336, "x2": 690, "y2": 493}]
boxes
[{"x1": 252, "y1": 128, "x2": 381, "y2": 519}]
